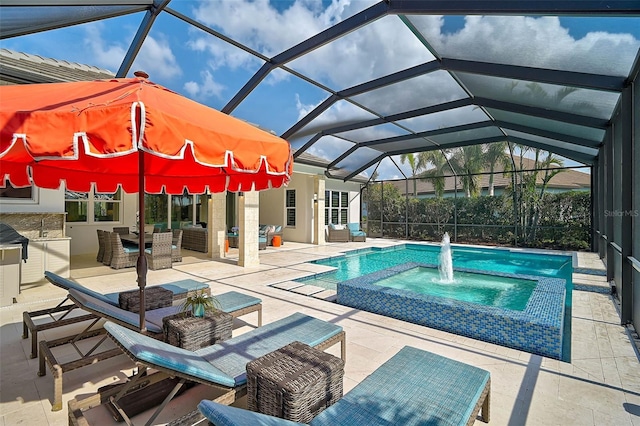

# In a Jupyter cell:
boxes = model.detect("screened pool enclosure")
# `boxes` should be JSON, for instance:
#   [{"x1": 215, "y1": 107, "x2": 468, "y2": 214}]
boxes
[{"x1": 1, "y1": 1, "x2": 638, "y2": 332}]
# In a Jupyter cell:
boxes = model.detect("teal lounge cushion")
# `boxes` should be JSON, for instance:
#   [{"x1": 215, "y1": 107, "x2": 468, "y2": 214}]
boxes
[
  {"x1": 45, "y1": 271, "x2": 118, "y2": 305},
  {"x1": 104, "y1": 321, "x2": 236, "y2": 387},
  {"x1": 69, "y1": 288, "x2": 163, "y2": 334}
]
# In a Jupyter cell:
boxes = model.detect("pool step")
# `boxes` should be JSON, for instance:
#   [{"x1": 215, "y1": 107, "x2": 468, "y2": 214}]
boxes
[
  {"x1": 290, "y1": 285, "x2": 326, "y2": 296},
  {"x1": 271, "y1": 281, "x2": 305, "y2": 291},
  {"x1": 573, "y1": 272, "x2": 611, "y2": 294}
]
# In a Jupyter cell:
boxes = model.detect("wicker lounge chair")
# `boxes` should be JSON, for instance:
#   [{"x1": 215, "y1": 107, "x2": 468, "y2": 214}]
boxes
[
  {"x1": 68, "y1": 313, "x2": 346, "y2": 425},
  {"x1": 23, "y1": 272, "x2": 212, "y2": 359},
  {"x1": 195, "y1": 346, "x2": 490, "y2": 426},
  {"x1": 40, "y1": 287, "x2": 263, "y2": 411}
]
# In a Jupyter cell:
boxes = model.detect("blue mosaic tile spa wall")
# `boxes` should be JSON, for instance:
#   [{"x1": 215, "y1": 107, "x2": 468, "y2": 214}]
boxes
[{"x1": 337, "y1": 263, "x2": 567, "y2": 360}]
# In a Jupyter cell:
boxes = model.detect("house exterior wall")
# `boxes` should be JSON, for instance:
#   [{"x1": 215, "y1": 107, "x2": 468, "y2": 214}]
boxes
[
  {"x1": 259, "y1": 188, "x2": 285, "y2": 231},
  {"x1": 3, "y1": 168, "x2": 361, "y2": 255},
  {"x1": 258, "y1": 164, "x2": 363, "y2": 244},
  {"x1": 64, "y1": 192, "x2": 138, "y2": 255},
  {"x1": 0, "y1": 187, "x2": 64, "y2": 213}
]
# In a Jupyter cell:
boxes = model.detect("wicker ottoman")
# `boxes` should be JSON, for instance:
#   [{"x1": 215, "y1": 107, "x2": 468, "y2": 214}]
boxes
[
  {"x1": 246, "y1": 341, "x2": 344, "y2": 423},
  {"x1": 118, "y1": 286, "x2": 173, "y2": 313},
  {"x1": 162, "y1": 311, "x2": 233, "y2": 351}
]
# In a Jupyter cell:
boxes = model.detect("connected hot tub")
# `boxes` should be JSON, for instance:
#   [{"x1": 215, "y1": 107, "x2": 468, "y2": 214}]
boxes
[{"x1": 337, "y1": 262, "x2": 567, "y2": 360}]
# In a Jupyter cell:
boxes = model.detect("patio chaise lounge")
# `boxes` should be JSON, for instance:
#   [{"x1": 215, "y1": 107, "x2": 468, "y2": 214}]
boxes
[
  {"x1": 196, "y1": 346, "x2": 489, "y2": 426},
  {"x1": 23, "y1": 271, "x2": 212, "y2": 358},
  {"x1": 39, "y1": 286, "x2": 263, "y2": 411},
  {"x1": 67, "y1": 314, "x2": 346, "y2": 425}
]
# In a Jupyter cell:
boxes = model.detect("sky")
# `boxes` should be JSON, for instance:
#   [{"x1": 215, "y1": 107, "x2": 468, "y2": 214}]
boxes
[{"x1": 2, "y1": 0, "x2": 639, "y2": 181}]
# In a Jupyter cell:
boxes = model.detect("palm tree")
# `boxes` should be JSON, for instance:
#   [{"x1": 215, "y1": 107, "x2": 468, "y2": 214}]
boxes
[
  {"x1": 484, "y1": 141, "x2": 510, "y2": 196},
  {"x1": 400, "y1": 153, "x2": 427, "y2": 196},
  {"x1": 419, "y1": 150, "x2": 450, "y2": 198},
  {"x1": 448, "y1": 145, "x2": 486, "y2": 197}
]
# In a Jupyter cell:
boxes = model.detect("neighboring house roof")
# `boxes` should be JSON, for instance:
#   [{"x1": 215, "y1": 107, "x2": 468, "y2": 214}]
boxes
[
  {"x1": 388, "y1": 156, "x2": 590, "y2": 195},
  {"x1": 0, "y1": 48, "x2": 114, "y2": 84}
]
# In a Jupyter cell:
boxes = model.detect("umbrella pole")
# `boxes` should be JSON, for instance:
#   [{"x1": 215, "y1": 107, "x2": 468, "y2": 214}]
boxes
[{"x1": 137, "y1": 151, "x2": 148, "y2": 332}]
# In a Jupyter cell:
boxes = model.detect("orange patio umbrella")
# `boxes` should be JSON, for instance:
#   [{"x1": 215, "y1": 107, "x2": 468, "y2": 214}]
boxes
[{"x1": 0, "y1": 72, "x2": 293, "y2": 330}]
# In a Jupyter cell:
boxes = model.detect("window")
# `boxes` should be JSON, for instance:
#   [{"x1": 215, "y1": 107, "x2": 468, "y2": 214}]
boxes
[
  {"x1": 65, "y1": 189, "x2": 121, "y2": 223},
  {"x1": 286, "y1": 189, "x2": 296, "y2": 227},
  {"x1": 145, "y1": 193, "x2": 169, "y2": 227},
  {"x1": 94, "y1": 191, "x2": 121, "y2": 222},
  {"x1": 325, "y1": 190, "x2": 349, "y2": 225},
  {"x1": 65, "y1": 191, "x2": 89, "y2": 222},
  {"x1": 0, "y1": 183, "x2": 33, "y2": 199},
  {"x1": 0, "y1": 181, "x2": 36, "y2": 202}
]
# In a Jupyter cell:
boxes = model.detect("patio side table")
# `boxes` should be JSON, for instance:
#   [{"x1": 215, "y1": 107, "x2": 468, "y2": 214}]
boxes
[
  {"x1": 227, "y1": 233, "x2": 239, "y2": 248},
  {"x1": 246, "y1": 341, "x2": 344, "y2": 423},
  {"x1": 162, "y1": 311, "x2": 233, "y2": 351},
  {"x1": 118, "y1": 286, "x2": 172, "y2": 313}
]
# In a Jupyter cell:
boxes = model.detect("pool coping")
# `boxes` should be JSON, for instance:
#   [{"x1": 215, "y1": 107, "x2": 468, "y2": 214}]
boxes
[{"x1": 337, "y1": 262, "x2": 567, "y2": 360}]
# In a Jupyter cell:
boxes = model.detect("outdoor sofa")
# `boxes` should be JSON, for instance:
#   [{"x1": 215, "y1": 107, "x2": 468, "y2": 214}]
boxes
[
  {"x1": 196, "y1": 346, "x2": 490, "y2": 426},
  {"x1": 68, "y1": 313, "x2": 346, "y2": 425},
  {"x1": 259, "y1": 224, "x2": 284, "y2": 246},
  {"x1": 181, "y1": 225, "x2": 208, "y2": 252}
]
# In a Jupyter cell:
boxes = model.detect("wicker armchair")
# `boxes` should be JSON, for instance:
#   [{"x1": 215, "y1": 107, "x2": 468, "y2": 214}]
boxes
[
  {"x1": 110, "y1": 233, "x2": 139, "y2": 269},
  {"x1": 113, "y1": 226, "x2": 130, "y2": 235},
  {"x1": 326, "y1": 225, "x2": 349, "y2": 242},
  {"x1": 347, "y1": 223, "x2": 367, "y2": 242},
  {"x1": 145, "y1": 232, "x2": 172, "y2": 270},
  {"x1": 102, "y1": 231, "x2": 114, "y2": 265},
  {"x1": 96, "y1": 229, "x2": 106, "y2": 263},
  {"x1": 171, "y1": 229, "x2": 183, "y2": 262}
]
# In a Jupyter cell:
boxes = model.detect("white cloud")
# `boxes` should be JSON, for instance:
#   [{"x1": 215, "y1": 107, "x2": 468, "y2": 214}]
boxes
[
  {"x1": 83, "y1": 24, "x2": 126, "y2": 72},
  {"x1": 132, "y1": 34, "x2": 181, "y2": 80},
  {"x1": 183, "y1": 70, "x2": 225, "y2": 100},
  {"x1": 416, "y1": 15, "x2": 639, "y2": 77},
  {"x1": 83, "y1": 24, "x2": 181, "y2": 79}
]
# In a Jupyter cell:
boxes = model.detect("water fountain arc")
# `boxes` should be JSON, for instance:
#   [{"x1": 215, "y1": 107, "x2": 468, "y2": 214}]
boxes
[{"x1": 438, "y1": 232, "x2": 454, "y2": 283}]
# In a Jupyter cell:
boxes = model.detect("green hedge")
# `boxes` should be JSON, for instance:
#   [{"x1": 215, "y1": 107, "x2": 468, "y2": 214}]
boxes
[{"x1": 363, "y1": 188, "x2": 591, "y2": 251}]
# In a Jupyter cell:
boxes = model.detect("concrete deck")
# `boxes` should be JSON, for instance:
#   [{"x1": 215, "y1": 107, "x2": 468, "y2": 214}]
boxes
[{"x1": 1, "y1": 239, "x2": 639, "y2": 425}]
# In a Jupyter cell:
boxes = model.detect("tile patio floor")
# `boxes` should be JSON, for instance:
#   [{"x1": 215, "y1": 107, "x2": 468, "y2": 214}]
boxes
[{"x1": 1, "y1": 239, "x2": 639, "y2": 425}]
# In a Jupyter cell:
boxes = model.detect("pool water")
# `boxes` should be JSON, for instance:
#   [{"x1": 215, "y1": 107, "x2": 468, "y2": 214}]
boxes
[
  {"x1": 374, "y1": 266, "x2": 537, "y2": 311},
  {"x1": 298, "y1": 244, "x2": 573, "y2": 290}
]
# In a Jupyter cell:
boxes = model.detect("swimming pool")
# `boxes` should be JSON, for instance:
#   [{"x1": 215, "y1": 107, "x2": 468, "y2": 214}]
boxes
[
  {"x1": 297, "y1": 244, "x2": 573, "y2": 289},
  {"x1": 296, "y1": 244, "x2": 573, "y2": 360}
]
